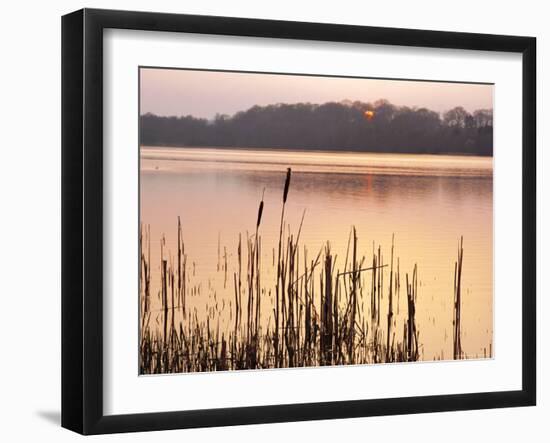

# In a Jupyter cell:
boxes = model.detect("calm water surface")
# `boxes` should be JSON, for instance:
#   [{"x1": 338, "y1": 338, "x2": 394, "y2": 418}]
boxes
[{"x1": 140, "y1": 146, "x2": 493, "y2": 361}]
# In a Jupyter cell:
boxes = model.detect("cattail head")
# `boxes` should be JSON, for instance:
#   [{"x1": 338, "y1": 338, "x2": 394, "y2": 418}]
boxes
[
  {"x1": 283, "y1": 167, "x2": 292, "y2": 204},
  {"x1": 256, "y1": 188, "x2": 265, "y2": 228},
  {"x1": 256, "y1": 200, "x2": 264, "y2": 228}
]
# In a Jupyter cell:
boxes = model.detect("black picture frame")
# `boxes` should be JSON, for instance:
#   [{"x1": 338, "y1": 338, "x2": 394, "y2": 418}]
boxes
[{"x1": 61, "y1": 8, "x2": 536, "y2": 435}]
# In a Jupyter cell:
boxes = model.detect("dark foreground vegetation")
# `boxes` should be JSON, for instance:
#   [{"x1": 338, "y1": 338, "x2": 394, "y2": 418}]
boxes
[
  {"x1": 140, "y1": 100, "x2": 493, "y2": 156},
  {"x1": 139, "y1": 168, "x2": 476, "y2": 374}
]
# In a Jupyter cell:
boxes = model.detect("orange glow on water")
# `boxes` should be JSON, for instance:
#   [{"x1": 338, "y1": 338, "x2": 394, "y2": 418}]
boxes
[{"x1": 140, "y1": 147, "x2": 494, "y2": 363}]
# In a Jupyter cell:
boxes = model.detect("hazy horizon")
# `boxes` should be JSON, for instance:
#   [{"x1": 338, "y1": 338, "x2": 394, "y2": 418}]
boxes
[{"x1": 140, "y1": 68, "x2": 493, "y2": 119}]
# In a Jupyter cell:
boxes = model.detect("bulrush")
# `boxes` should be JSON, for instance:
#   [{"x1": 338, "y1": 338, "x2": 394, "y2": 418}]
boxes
[
  {"x1": 137, "y1": 168, "x2": 473, "y2": 374},
  {"x1": 256, "y1": 189, "x2": 265, "y2": 229},
  {"x1": 283, "y1": 167, "x2": 291, "y2": 204}
]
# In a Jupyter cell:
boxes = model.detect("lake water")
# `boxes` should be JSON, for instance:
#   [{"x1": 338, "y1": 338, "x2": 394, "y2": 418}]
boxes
[{"x1": 140, "y1": 146, "x2": 493, "y2": 363}]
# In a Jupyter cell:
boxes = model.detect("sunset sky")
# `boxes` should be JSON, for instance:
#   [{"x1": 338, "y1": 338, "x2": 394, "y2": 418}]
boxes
[{"x1": 140, "y1": 68, "x2": 494, "y2": 119}]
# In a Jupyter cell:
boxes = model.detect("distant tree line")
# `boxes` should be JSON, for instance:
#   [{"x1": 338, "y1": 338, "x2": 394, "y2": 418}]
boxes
[{"x1": 140, "y1": 99, "x2": 493, "y2": 156}]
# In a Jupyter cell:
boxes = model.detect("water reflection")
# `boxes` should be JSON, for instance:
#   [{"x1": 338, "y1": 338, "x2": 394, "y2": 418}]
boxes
[{"x1": 140, "y1": 147, "x2": 493, "y2": 370}]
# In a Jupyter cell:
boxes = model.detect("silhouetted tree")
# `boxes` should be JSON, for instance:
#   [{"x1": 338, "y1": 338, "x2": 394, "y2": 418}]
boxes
[
  {"x1": 140, "y1": 100, "x2": 493, "y2": 156},
  {"x1": 443, "y1": 106, "x2": 470, "y2": 128}
]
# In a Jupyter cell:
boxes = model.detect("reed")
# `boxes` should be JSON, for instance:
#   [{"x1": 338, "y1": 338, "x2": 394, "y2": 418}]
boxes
[
  {"x1": 139, "y1": 168, "x2": 468, "y2": 374},
  {"x1": 453, "y1": 236, "x2": 464, "y2": 360},
  {"x1": 404, "y1": 264, "x2": 419, "y2": 361}
]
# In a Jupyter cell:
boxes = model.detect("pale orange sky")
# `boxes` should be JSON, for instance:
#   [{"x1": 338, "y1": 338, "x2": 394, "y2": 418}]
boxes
[{"x1": 140, "y1": 68, "x2": 493, "y2": 119}]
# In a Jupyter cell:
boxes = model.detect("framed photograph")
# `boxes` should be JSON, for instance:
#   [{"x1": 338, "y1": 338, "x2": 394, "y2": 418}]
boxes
[{"x1": 61, "y1": 8, "x2": 536, "y2": 434}]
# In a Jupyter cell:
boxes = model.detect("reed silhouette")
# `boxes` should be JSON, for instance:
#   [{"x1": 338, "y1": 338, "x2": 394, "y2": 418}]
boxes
[{"x1": 139, "y1": 168, "x2": 474, "y2": 374}]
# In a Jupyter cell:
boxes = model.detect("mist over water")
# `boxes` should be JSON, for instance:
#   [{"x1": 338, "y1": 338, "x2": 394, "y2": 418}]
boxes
[{"x1": 140, "y1": 146, "x2": 493, "y2": 363}]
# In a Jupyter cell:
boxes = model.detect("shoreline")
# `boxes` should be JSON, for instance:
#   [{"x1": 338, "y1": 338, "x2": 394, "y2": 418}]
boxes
[{"x1": 140, "y1": 144, "x2": 494, "y2": 158}]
